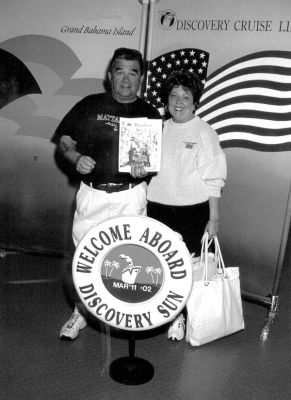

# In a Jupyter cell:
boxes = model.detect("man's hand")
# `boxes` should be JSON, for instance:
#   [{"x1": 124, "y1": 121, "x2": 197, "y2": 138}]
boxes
[
  {"x1": 76, "y1": 155, "x2": 96, "y2": 174},
  {"x1": 130, "y1": 164, "x2": 148, "y2": 179}
]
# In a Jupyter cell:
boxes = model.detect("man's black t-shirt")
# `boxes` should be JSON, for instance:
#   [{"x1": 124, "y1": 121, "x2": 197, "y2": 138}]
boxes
[{"x1": 56, "y1": 93, "x2": 161, "y2": 185}]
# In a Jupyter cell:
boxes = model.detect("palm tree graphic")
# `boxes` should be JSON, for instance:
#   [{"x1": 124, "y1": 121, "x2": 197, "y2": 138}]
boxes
[
  {"x1": 146, "y1": 266, "x2": 155, "y2": 284},
  {"x1": 104, "y1": 260, "x2": 111, "y2": 277},
  {"x1": 154, "y1": 267, "x2": 162, "y2": 285},
  {"x1": 109, "y1": 260, "x2": 120, "y2": 277}
]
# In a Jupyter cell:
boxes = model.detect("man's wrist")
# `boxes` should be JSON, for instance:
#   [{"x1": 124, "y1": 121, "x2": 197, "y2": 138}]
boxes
[{"x1": 75, "y1": 154, "x2": 82, "y2": 165}]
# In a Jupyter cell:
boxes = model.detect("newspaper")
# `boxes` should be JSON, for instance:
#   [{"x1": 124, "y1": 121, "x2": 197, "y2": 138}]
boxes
[{"x1": 118, "y1": 117, "x2": 162, "y2": 173}]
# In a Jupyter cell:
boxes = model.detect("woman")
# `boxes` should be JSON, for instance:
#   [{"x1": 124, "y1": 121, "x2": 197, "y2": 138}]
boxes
[{"x1": 147, "y1": 70, "x2": 227, "y2": 341}]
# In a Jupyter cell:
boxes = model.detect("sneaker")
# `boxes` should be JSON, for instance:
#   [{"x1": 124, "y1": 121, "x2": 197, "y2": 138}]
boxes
[
  {"x1": 59, "y1": 307, "x2": 87, "y2": 340},
  {"x1": 167, "y1": 314, "x2": 185, "y2": 341}
]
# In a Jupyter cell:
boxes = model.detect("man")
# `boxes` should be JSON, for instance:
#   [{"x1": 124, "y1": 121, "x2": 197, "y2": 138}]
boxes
[{"x1": 56, "y1": 47, "x2": 161, "y2": 340}]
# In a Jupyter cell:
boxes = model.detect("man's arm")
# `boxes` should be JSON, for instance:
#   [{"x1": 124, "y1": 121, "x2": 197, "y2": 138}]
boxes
[
  {"x1": 58, "y1": 135, "x2": 81, "y2": 164},
  {"x1": 58, "y1": 135, "x2": 96, "y2": 174}
]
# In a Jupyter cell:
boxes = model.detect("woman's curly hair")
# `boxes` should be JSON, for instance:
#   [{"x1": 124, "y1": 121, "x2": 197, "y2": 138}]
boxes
[{"x1": 162, "y1": 69, "x2": 204, "y2": 108}]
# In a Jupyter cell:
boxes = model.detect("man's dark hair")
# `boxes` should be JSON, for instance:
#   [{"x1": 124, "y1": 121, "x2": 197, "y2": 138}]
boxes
[
  {"x1": 109, "y1": 47, "x2": 144, "y2": 75},
  {"x1": 163, "y1": 69, "x2": 204, "y2": 107}
]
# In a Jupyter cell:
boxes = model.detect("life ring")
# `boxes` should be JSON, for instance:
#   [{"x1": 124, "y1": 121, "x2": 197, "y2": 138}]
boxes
[{"x1": 72, "y1": 215, "x2": 193, "y2": 331}]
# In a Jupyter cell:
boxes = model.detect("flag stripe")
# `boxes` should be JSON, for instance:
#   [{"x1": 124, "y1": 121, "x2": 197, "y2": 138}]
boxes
[
  {"x1": 219, "y1": 139, "x2": 290, "y2": 152},
  {"x1": 210, "y1": 112, "x2": 291, "y2": 125},
  {"x1": 214, "y1": 125, "x2": 291, "y2": 137},
  {"x1": 219, "y1": 131, "x2": 291, "y2": 144}
]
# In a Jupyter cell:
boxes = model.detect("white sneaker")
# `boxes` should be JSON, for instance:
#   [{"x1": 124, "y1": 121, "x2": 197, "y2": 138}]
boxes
[
  {"x1": 60, "y1": 307, "x2": 87, "y2": 340},
  {"x1": 167, "y1": 314, "x2": 185, "y2": 341}
]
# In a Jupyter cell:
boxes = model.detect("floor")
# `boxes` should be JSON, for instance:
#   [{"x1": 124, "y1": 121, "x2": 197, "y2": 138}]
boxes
[{"x1": 1, "y1": 245, "x2": 291, "y2": 400}]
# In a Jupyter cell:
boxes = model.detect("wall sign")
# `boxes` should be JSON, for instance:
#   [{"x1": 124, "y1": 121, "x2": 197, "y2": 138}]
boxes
[{"x1": 73, "y1": 215, "x2": 193, "y2": 331}]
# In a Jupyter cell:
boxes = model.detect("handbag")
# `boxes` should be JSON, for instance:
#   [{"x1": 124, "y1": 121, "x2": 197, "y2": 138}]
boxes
[{"x1": 186, "y1": 233, "x2": 245, "y2": 346}]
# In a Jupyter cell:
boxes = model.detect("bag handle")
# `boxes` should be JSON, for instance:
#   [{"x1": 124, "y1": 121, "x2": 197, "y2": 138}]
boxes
[
  {"x1": 200, "y1": 233, "x2": 227, "y2": 285},
  {"x1": 214, "y1": 236, "x2": 227, "y2": 278},
  {"x1": 200, "y1": 232, "x2": 213, "y2": 285}
]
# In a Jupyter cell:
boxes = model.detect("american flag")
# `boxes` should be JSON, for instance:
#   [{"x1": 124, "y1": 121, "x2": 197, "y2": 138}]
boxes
[
  {"x1": 196, "y1": 50, "x2": 291, "y2": 152},
  {"x1": 143, "y1": 48, "x2": 209, "y2": 112}
]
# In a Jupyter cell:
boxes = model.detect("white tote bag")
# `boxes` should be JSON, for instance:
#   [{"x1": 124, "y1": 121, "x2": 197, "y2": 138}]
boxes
[{"x1": 186, "y1": 234, "x2": 245, "y2": 347}]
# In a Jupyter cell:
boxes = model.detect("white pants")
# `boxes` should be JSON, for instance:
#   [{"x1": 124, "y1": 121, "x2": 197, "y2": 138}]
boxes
[{"x1": 72, "y1": 181, "x2": 147, "y2": 247}]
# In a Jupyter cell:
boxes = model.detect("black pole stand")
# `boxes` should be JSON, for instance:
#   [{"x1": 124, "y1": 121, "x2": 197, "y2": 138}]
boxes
[
  {"x1": 242, "y1": 182, "x2": 291, "y2": 341},
  {"x1": 109, "y1": 332, "x2": 154, "y2": 385},
  {"x1": 259, "y1": 182, "x2": 291, "y2": 341}
]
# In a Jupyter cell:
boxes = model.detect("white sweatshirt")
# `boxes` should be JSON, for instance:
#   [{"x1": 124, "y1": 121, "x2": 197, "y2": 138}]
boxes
[{"x1": 147, "y1": 116, "x2": 227, "y2": 206}]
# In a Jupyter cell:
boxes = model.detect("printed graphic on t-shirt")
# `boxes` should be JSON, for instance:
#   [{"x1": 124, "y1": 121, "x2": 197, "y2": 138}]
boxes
[
  {"x1": 183, "y1": 141, "x2": 196, "y2": 149},
  {"x1": 97, "y1": 113, "x2": 119, "y2": 131}
]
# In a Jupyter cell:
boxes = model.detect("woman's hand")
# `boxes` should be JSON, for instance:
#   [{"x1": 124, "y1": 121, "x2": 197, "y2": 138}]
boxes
[{"x1": 205, "y1": 220, "x2": 219, "y2": 239}]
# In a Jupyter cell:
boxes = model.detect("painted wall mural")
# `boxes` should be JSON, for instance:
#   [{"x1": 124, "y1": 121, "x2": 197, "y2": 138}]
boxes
[
  {"x1": 0, "y1": 0, "x2": 142, "y2": 253},
  {"x1": 0, "y1": 35, "x2": 106, "y2": 139},
  {"x1": 0, "y1": 48, "x2": 41, "y2": 110}
]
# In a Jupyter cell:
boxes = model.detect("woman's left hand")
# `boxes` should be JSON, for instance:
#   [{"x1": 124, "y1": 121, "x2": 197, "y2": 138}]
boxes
[{"x1": 205, "y1": 220, "x2": 219, "y2": 238}]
